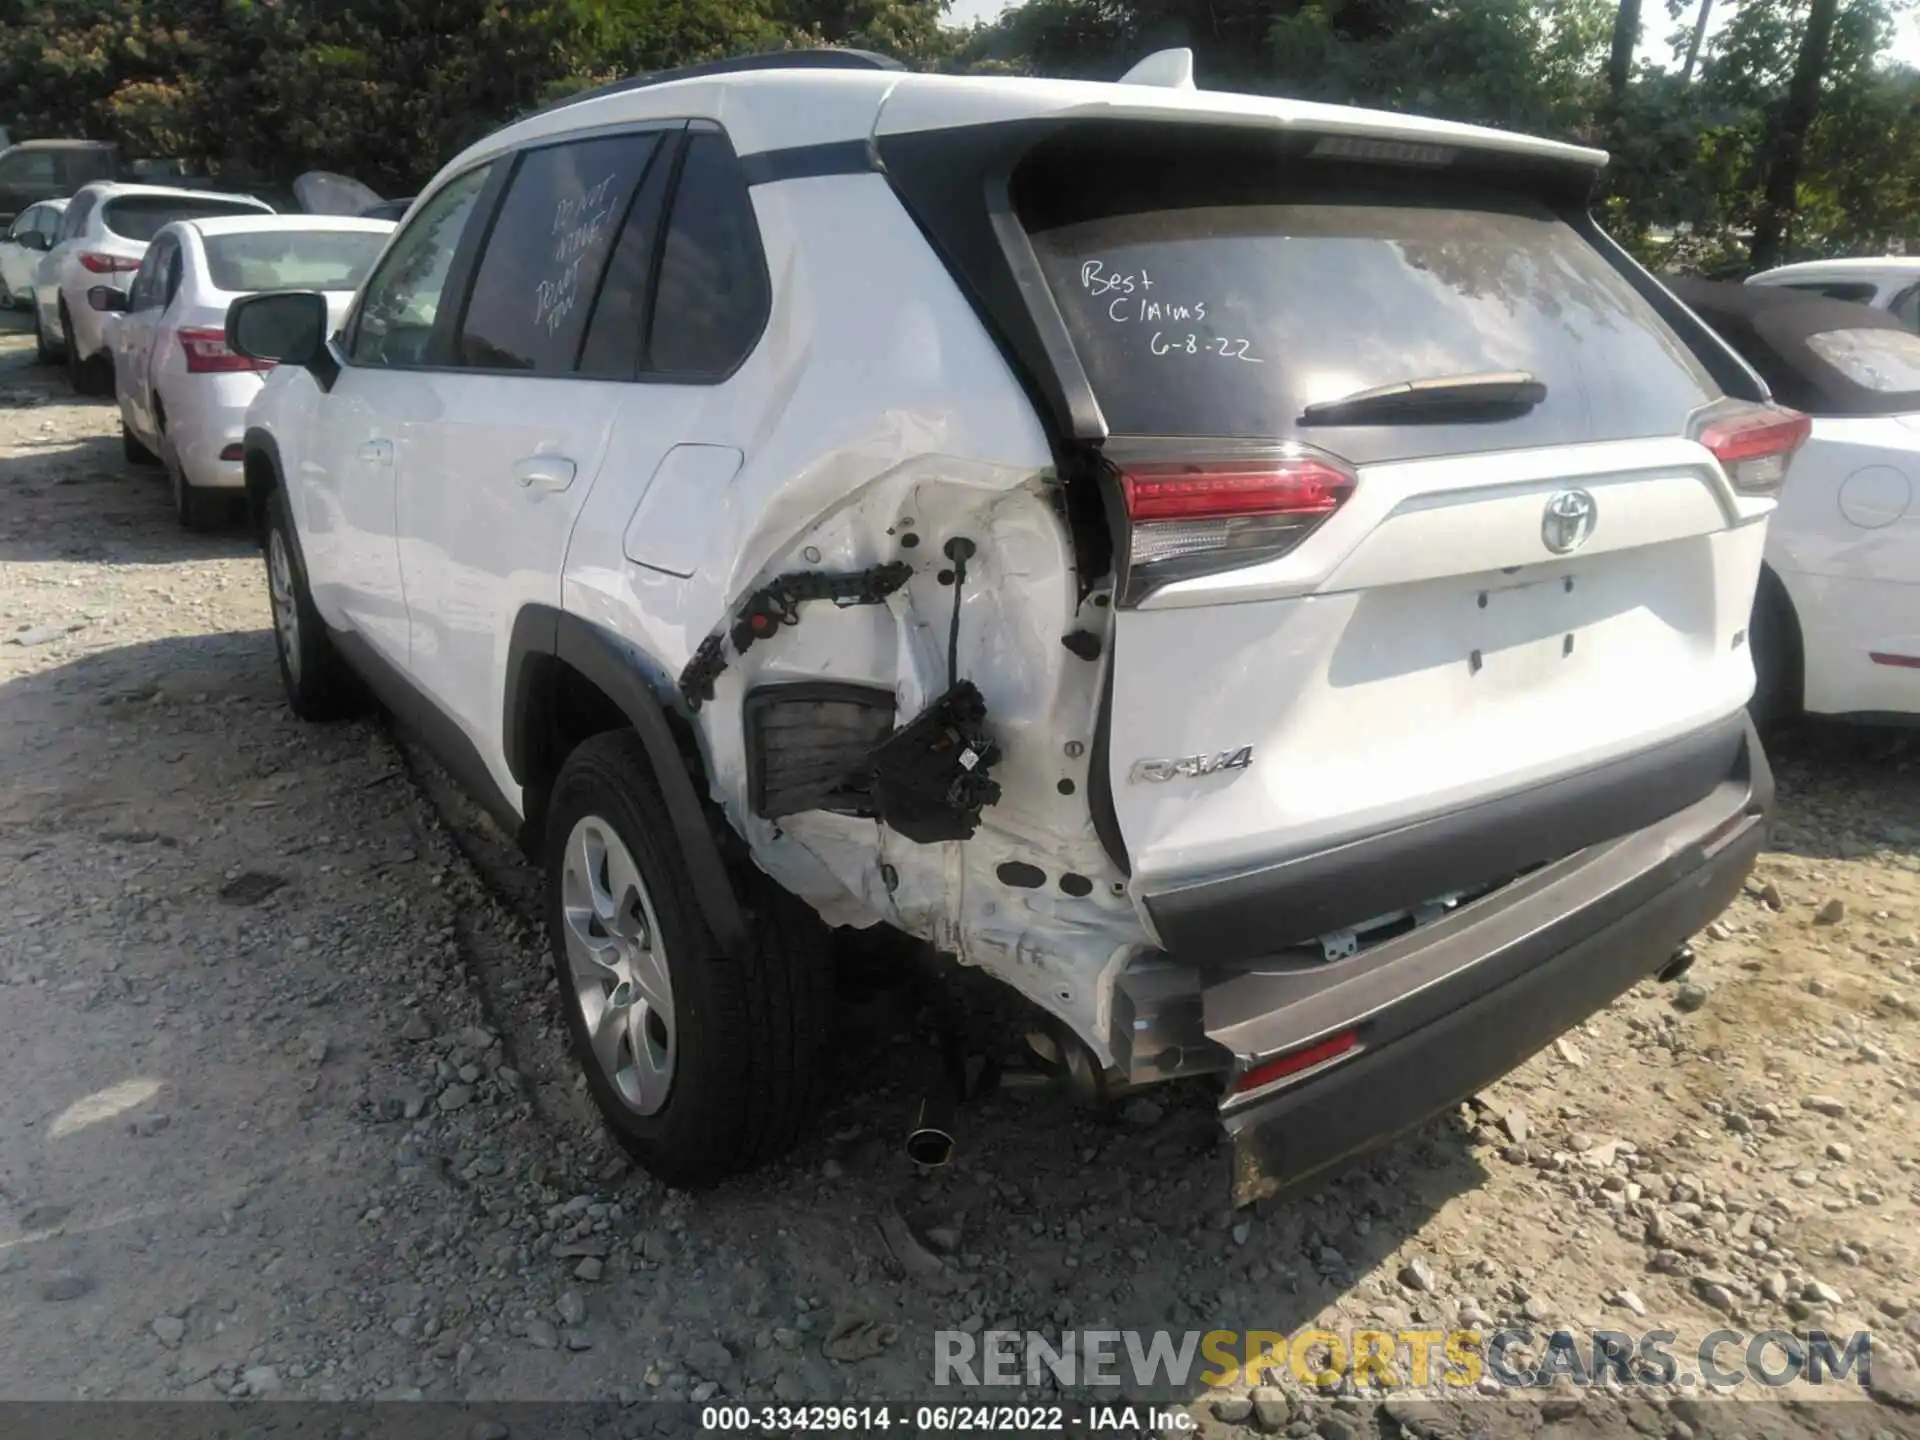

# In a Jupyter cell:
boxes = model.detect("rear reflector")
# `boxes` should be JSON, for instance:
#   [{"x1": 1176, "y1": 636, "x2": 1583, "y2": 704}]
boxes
[
  {"x1": 1870, "y1": 651, "x2": 1920, "y2": 669},
  {"x1": 79, "y1": 252, "x2": 140, "y2": 275},
  {"x1": 1117, "y1": 450, "x2": 1356, "y2": 602},
  {"x1": 179, "y1": 327, "x2": 273, "y2": 375},
  {"x1": 1231, "y1": 1028, "x2": 1359, "y2": 1096},
  {"x1": 1697, "y1": 405, "x2": 1811, "y2": 496}
]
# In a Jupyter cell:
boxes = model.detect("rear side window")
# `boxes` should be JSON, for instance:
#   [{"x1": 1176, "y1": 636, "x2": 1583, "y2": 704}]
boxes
[
  {"x1": 458, "y1": 133, "x2": 664, "y2": 372},
  {"x1": 646, "y1": 131, "x2": 769, "y2": 377},
  {"x1": 1016, "y1": 131, "x2": 1721, "y2": 462},
  {"x1": 203, "y1": 229, "x2": 387, "y2": 293},
  {"x1": 103, "y1": 196, "x2": 270, "y2": 243},
  {"x1": 0, "y1": 151, "x2": 58, "y2": 187},
  {"x1": 1782, "y1": 281, "x2": 1878, "y2": 305}
]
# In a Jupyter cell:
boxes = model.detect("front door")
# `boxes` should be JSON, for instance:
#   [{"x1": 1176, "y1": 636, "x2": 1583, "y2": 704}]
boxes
[{"x1": 299, "y1": 162, "x2": 497, "y2": 668}]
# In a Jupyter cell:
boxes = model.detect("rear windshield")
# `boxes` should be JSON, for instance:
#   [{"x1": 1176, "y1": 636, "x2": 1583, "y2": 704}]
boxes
[
  {"x1": 1806, "y1": 328, "x2": 1920, "y2": 395},
  {"x1": 1016, "y1": 135, "x2": 1720, "y2": 463},
  {"x1": 103, "y1": 195, "x2": 268, "y2": 243},
  {"x1": 203, "y1": 229, "x2": 386, "y2": 293}
]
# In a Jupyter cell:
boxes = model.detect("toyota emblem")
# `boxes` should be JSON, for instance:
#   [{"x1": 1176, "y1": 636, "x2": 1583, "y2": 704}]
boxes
[{"x1": 1541, "y1": 488, "x2": 1598, "y2": 555}]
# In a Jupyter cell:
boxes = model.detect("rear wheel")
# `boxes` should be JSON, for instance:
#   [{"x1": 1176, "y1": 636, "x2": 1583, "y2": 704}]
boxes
[
  {"x1": 32, "y1": 306, "x2": 57, "y2": 365},
  {"x1": 122, "y1": 421, "x2": 159, "y2": 467},
  {"x1": 264, "y1": 486, "x2": 364, "y2": 720},
  {"x1": 165, "y1": 440, "x2": 220, "y2": 532},
  {"x1": 545, "y1": 730, "x2": 833, "y2": 1188},
  {"x1": 61, "y1": 304, "x2": 111, "y2": 396}
]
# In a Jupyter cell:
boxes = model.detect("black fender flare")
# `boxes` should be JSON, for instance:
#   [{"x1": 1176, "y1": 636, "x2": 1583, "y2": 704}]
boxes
[
  {"x1": 241, "y1": 426, "x2": 286, "y2": 541},
  {"x1": 506, "y1": 605, "x2": 751, "y2": 961}
]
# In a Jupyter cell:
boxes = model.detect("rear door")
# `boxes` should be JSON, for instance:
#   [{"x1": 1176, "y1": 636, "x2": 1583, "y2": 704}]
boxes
[
  {"x1": 394, "y1": 123, "x2": 690, "y2": 801},
  {"x1": 1004, "y1": 129, "x2": 1766, "y2": 915},
  {"x1": 112, "y1": 232, "x2": 176, "y2": 439}
]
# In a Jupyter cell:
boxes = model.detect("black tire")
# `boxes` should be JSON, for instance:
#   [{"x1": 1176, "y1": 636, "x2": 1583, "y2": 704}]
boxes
[
  {"x1": 62, "y1": 304, "x2": 111, "y2": 396},
  {"x1": 1748, "y1": 565, "x2": 1801, "y2": 730},
  {"x1": 545, "y1": 730, "x2": 833, "y2": 1188},
  {"x1": 263, "y1": 485, "x2": 365, "y2": 720},
  {"x1": 122, "y1": 421, "x2": 159, "y2": 467},
  {"x1": 165, "y1": 441, "x2": 221, "y2": 532},
  {"x1": 33, "y1": 307, "x2": 57, "y2": 365}
]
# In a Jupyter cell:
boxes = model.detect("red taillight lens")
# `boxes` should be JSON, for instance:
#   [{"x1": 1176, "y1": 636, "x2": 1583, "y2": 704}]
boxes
[
  {"x1": 219, "y1": 443, "x2": 245, "y2": 462},
  {"x1": 1697, "y1": 405, "x2": 1811, "y2": 497},
  {"x1": 1232, "y1": 1028, "x2": 1360, "y2": 1096},
  {"x1": 179, "y1": 327, "x2": 273, "y2": 375},
  {"x1": 1116, "y1": 451, "x2": 1357, "y2": 603},
  {"x1": 79, "y1": 252, "x2": 141, "y2": 275}
]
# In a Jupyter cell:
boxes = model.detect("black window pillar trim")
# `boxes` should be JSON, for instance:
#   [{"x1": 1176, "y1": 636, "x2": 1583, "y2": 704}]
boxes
[
  {"x1": 505, "y1": 605, "x2": 752, "y2": 962},
  {"x1": 1573, "y1": 213, "x2": 1769, "y2": 404}
]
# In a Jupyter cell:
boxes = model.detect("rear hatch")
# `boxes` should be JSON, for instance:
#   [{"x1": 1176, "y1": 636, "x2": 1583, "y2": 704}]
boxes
[{"x1": 880, "y1": 116, "x2": 1770, "y2": 961}]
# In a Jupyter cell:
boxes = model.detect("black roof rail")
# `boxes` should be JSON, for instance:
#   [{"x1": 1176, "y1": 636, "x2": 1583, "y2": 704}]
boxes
[{"x1": 529, "y1": 48, "x2": 905, "y2": 120}]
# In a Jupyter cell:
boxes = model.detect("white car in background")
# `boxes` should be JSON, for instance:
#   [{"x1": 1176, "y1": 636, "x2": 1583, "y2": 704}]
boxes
[
  {"x1": 1747, "y1": 256, "x2": 1920, "y2": 332},
  {"x1": 31, "y1": 181, "x2": 273, "y2": 393},
  {"x1": 0, "y1": 198, "x2": 65, "y2": 306},
  {"x1": 94, "y1": 215, "x2": 393, "y2": 529},
  {"x1": 1672, "y1": 279, "x2": 1920, "y2": 723}
]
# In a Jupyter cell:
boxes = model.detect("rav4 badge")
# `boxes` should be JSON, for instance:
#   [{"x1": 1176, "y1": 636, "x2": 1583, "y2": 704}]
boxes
[{"x1": 1128, "y1": 747, "x2": 1254, "y2": 784}]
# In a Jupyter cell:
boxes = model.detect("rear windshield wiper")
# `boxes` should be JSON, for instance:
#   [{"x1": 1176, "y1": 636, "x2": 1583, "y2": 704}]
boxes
[{"x1": 1298, "y1": 371, "x2": 1548, "y2": 426}]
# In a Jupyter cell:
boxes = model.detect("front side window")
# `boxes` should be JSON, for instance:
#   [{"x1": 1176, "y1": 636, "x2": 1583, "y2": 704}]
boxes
[
  {"x1": 349, "y1": 164, "x2": 493, "y2": 369},
  {"x1": 646, "y1": 131, "x2": 770, "y2": 378},
  {"x1": 458, "y1": 133, "x2": 663, "y2": 373}
]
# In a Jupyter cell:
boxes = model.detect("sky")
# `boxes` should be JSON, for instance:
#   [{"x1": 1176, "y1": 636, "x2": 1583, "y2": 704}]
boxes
[{"x1": 941, "y1": 0, "x2": 1920, "y2": 71}]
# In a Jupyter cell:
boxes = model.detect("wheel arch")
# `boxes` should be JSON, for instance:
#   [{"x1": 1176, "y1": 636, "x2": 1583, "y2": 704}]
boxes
[
  {"x1": 506, "y1": 605, "x2": 751, "y2": 961},
  {"x1": 1753, "y1": 560, "x2": 1806, "y2": 721},
  {"x1": 241, "y1": 426, "x2": 283, "y2": 546}
]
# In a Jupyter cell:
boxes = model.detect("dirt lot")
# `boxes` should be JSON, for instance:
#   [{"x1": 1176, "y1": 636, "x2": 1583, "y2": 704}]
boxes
[{"x1": 3, "y1": 310, "x2": 1919, "y2": 1437}]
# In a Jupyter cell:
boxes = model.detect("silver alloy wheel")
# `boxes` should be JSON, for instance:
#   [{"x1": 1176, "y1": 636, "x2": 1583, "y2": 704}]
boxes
[
  {"x1": 560, "y1": 815, "x2": 675, "y2": 1115},
  {"x1": 267, "y1": 527, "x2": 300, "y2": 685}
]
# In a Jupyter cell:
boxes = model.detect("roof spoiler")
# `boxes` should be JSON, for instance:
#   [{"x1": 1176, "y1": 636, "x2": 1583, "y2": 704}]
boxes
[{"x1": 528, "y1": 47, "x2": 905, "y2": 121}]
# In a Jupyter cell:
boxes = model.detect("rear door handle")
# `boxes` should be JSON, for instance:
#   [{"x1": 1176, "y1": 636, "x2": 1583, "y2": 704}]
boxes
[
  {"x1": 514, "y1": 455, "x2": 577, "y2": 492},
  {"x1": 358, "y1": 438, "x2": 394, "y2": 466}
]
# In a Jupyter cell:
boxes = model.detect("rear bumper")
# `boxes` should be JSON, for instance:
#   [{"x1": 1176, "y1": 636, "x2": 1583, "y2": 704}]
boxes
[{"x1": 1204, "y1": 714, "x2": 1770, "y2": 1204}]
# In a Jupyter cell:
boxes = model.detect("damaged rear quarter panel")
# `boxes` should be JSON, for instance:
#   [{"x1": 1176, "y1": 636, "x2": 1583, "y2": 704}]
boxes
[{"x1": 559, "y1": 170, "x2": 1151, "y2": 1061}]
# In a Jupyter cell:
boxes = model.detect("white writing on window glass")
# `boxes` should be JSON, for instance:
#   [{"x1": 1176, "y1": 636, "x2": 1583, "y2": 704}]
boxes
[
  {"x1": 1149, "y1": 332, "x2": 1263, "y2": 363},
  {"x1": 1079, "y1": 257, "x2": 1255, "y2": 360},
  {"x1": 535, "y1": 173, "x2": 620, "y2": 336}
]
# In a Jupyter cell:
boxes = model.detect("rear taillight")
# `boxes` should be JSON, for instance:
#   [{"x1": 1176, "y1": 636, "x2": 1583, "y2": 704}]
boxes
[
  {"x1": 1696, "y1": 405, "x2": 1811, "y2": 497},
  {"x1": 79, "y1": 252, "x2": 141, "y2": 275},
  {"x1": 1116, "y1": 449, "x2": 1356, "y2": 602},
  {"x1": 178, "y1": 327, "x2": 273, "y2": 375}
]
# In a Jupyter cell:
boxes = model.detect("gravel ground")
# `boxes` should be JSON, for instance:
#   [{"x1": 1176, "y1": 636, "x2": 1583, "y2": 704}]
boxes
[{"x1": 3, "y1": 311, "x2": 1920, "y2": 1437}]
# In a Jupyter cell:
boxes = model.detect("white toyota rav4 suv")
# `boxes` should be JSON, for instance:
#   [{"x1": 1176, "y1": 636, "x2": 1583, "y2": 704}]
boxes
[{"x1": 230, "y1": 48, "x2": 1792, "y2": 1198}]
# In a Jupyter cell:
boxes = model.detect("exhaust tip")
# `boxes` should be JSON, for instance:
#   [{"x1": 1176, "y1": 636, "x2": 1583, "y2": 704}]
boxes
[
  {"x1": 1657, "y1": 944, "x2": 1696, "y2": 983},
  {"x1": 906, "y1": 1124, "x2": 956, "y2": 1167}
]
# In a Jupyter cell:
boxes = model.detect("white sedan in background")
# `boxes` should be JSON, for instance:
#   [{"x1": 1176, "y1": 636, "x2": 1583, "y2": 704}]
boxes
[
  {"x1": 93, "y1": 215, "x2": 393, "y2": 528},
  {"x1": 1671, "y1": 278, "x2": 1920, "y2": 723},
  {"x1": 0, "y1": 198, "x2": 65, "y2": 306},
  {"x1": 1747, "y1": 256, "x2": 1920, "y2": 331},
  {"x1": 32, "y1": 182, "x2": 275, "y2": 393}
]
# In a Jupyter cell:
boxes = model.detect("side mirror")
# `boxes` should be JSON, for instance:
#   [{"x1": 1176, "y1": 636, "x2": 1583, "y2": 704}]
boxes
[
  {"x1": 18, "y1": 230, "x2": 50, "y2": 252},
  {"x1": 227, "y1": 290, "x2": 337, "y2": 389},
  {"x1": 87, "y1": 285, "x2": 129, "y2": 313}
]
